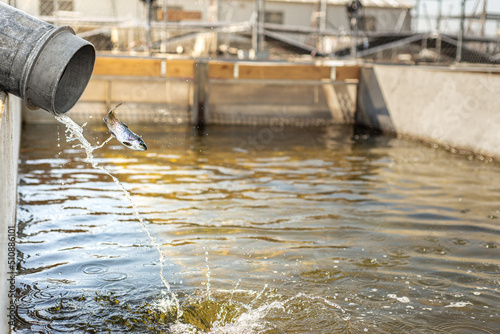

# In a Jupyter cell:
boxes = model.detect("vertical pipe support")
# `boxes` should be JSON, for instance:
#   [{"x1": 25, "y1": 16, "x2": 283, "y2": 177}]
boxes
[
  {"x1": 192, "y1": 60, "x2": 209, "y2": 128},
  {"x1": 318, "y1": 0, "x2": 327, "y2": 52},
  {"x1": 436, "y1": 0, "x2": 443, "y2": 31},
  {"x1": 258, "y1": 0, "x2": 265, "y2": 56},
  {"x1": 252, "y1": 0, "x2": 265, "y2": 56},
  {"x1": 457, "y1": 0, "x2": 466, "y2": 62},
  {"x1": 146, "y1": 0, "x2": 152, "y2": 54},
  {"x1": 354, "y1": 2, "x2": 359, "y2": 59},
  {"x1": 414, "y1": 0, "x2": 421, "y2": 32}
]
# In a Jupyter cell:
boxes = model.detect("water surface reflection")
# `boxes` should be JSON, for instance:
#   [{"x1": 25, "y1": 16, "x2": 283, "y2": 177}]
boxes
[{"x1": 16, "y1": 123, "x2": 500, "y2": 333}]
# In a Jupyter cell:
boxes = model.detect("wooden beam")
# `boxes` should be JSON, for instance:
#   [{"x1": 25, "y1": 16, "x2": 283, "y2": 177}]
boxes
[
  {"x1": 336, "y1": 66, "x2": 360, "y2": 81},
  {"x1": 208, "y1": 61, "x2": 360, "y2": 81},
  {"x1": 167, "y1": 9, "x2": 202, "y2": 22},
  {"x1": 93, "y1": 57, "x2": 195, "y2": 79},
  {"x1": 238, "y1": 63, "x2": 332, "y2": 80},
  {"x1": 93, "y1": 57, "x2": 162, "y2": 77},
  {"x1": 166, "y1": 59, "x2": 195, "y2": 78},
  {"x1": 92, "y1": 57, "x2": 358, "y2": 82},
  {"x1": 208, "y1": 62, "x2": 235, "y2": 79}
]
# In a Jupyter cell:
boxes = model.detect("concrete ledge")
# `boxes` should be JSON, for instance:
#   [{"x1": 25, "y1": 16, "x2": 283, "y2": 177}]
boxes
[
  {"x1": 0, "y1": 91, "x2": 22, "y2": 333},
  {"x1": 357, "y1": 65, "x2": 500, "y2": 159}
]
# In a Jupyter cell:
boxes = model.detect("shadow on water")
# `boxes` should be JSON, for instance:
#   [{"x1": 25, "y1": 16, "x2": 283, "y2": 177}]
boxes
[{"x1": 15, "y1": 121, "x2": 500, "y2": 333}]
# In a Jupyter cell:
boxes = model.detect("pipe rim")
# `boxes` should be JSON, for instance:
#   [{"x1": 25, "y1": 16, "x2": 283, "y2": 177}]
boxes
[
  {"x1": 53, "y1": 43, "x2": 95, "y2": 114},
  {"x1": 23, "y1": 26, "x2": 95, "y2": 115}
]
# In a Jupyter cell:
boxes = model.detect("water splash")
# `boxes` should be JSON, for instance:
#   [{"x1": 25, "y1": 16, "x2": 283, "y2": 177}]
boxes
[
  {"x1": 169, "y1": 288, "x2": 350, "y2": 334},
  {"x1": 55, "y1": 114, "x2": 181, "y2": 317},
  {"x1": 288, "y1": 293, "x2": 350, "y2": 321},
  {"x1": 204, "y1": 249, "x2": 211, "y2": 299}
]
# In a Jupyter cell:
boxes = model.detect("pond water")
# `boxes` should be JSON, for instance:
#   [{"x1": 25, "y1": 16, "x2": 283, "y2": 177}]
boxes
[{"x1": 15, "y1": 121, "x2": 500, "y2": 333}]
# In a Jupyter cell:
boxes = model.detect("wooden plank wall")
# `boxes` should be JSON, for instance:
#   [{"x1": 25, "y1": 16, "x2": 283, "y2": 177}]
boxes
[
  {"x1": 207, "y1": 62, "x2": 359, "y2": 81},
  {"x1": 92, "y1": 57, "x2": 360, "y2": 82},
  {"x1": 93, "y1": 57, "x2": 196, "y2": 78}
]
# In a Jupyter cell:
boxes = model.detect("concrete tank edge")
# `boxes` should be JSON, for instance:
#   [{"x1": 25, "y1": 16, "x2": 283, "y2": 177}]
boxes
[{"x1": 0, "y1": 91, "x2": 22, "y2": 334}]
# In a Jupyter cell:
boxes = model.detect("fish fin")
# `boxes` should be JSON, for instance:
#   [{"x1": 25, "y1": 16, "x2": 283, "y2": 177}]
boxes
[
  {"x1": 122, "y1": 141, "x2": 132, "y2": 147},
  {"x1": 110, "y1": 131, "x2": 116, "y2": 137}
]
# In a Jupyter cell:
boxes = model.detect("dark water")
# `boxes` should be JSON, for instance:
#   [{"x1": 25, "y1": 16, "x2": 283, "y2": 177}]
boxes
[{"x1": 15, "y1": 121, "x2": 500, "y2": 333}]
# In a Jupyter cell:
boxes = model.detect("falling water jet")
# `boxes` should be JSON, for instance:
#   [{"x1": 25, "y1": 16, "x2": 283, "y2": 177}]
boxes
[
  {"x1": 204, "y1": 249, "x2": 212, "y2": 299},
  {"x1": 55, "y1": 114, "x2": 182, "y2": 318}
]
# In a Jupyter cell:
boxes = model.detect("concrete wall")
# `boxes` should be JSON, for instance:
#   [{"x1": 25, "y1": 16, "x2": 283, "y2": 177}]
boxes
[
  {"x1": 0, "y1": 91, "x2": 22, "y2": 333},
  {"x1": 357, "y1": 65, "x2": 500, "y2": 158},
  {"x1": 208, "y1": 81, "x2": 356, "y2": 125}
]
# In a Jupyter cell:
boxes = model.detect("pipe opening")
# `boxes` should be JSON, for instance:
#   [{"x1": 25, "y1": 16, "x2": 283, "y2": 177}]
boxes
[
  {"x1": 0, "y1": 5, "x2": 95, "y2": 115},
  {"x1": 54, "y1": 44, "x2": 95, "y2": 114}
]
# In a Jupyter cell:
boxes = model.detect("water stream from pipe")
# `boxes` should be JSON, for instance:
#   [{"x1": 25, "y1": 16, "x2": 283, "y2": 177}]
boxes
[{"x1": 54, "y1": 114, "x2": 182, "y2": 318}]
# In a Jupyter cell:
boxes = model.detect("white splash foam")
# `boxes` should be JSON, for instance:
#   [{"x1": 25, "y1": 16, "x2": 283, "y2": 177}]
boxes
[{"x1": 445, "y1": 301, "x2": 473, "y2": 308}]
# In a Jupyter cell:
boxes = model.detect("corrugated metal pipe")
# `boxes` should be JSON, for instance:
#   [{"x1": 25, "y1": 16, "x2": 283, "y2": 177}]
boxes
[{"x1": 0, "y1": 3, "x2": 95, "y2": 115}]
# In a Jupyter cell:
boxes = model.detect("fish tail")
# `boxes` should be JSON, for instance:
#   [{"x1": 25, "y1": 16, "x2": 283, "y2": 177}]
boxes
[{"x1": 107, "y1": 102, "x2": 123, "y2": 117}]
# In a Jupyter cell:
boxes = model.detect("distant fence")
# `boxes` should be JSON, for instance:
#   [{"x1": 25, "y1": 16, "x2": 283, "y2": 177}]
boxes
[{"x1": 3, "y1": 0, "x2": 500, "y2": 65}]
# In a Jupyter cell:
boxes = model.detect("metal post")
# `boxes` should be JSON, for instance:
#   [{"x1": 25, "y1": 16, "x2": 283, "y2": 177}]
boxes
[
  {"x1": 480, "y1": 0, "x2": 487, "y2": 38},
  {"x1": 414, "y1": 0, "x2": 420, "y2": 32},
  {"x1": 160, "y1": 0, "x2": 168, "y2": 53},
  {"x1": 457, "y1": 0, "x2": 466, "y2": 62},
  {"x1": 436, "y1": 0, "x2": 442, "y2": 31},
  {"x1": 252, "y1": 0, "x2": 258, "y2": 54},
  {"x1": 354, "y1": 1, "x2": 359, "y2": 59},
  {"x1": 208, "y1": 0, "x2": 219, "y2": 56},
  {"x1": 318, "y1": 0, "x2": 327, "y2": 53},
  {"x1": 252, "y1": 0, "x2": 265, "y2": 56},
  {"x1": 54, "y1": 0, "x2": 59, "y2": 26},
  {"x1": 258, "y1": 0, "x2": 265, "y2": 55},
  {"x1": 146, "y1": 0, "x2": 152, "y2": 54},
  {"x1": 193, "y1": 60, "x2": 209, "y2": 128}
]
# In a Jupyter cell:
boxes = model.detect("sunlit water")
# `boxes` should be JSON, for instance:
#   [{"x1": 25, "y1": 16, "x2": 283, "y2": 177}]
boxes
[{"x1": 15, "y1": 121, "x2": 500, "y2": 333}]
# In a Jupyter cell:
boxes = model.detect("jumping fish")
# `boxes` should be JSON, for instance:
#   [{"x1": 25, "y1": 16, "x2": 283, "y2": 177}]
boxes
[{"x1": 103, "y1": 103, "x2": 147, "y2": 151}]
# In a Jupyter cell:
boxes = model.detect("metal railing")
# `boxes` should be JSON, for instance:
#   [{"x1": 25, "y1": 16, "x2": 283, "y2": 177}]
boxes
[{"x1": 3, "y1": 0, "x2": 499, "y2": 65}]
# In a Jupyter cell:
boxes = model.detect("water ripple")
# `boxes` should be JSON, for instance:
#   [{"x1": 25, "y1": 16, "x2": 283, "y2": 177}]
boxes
[{"x1": 15, "y1": 123, "x2": 500, "y2": 333}]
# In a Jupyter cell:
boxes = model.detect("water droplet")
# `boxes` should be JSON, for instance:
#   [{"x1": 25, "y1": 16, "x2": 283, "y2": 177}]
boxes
[
  {"x1": 81, "y1": 263, "x2": 108, "y2": 274},
  {"x1": 101, "y1": 272, "x2": 127, "y2": 281}
]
